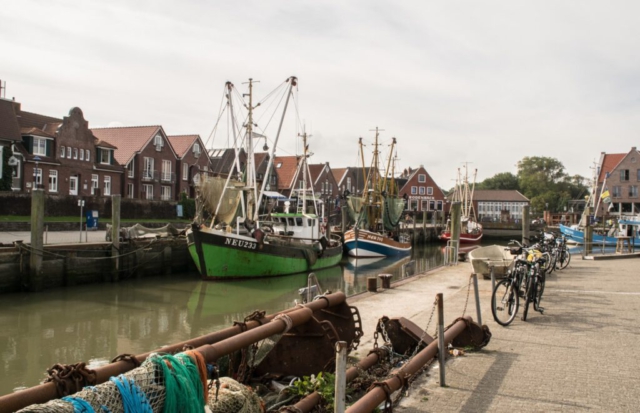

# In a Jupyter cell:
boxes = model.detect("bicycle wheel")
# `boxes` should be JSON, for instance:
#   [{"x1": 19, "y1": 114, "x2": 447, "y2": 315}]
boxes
[
  {"x1": 492, "y1": 279, "x2": 519, "y2": 326},
  {"x1": 558, "y1": 250, "x2": 571, "y2": 269},
  {"x1": 522, "y1": 274, "x2": 534, "y2": 321},
  {"x1": 533, "y1": 274, "x2": 544, "y2": 311}
]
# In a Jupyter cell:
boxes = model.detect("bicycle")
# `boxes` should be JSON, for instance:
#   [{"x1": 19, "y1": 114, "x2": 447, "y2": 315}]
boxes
[
  {"x1": 491, "y1": 242, "x2": 529, "y2": 326},
  {"x1": 522, "y1": 252, "x2": 548, "y2": 321}
]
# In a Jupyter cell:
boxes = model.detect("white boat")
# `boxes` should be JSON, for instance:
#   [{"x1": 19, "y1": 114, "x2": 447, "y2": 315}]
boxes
[{"x1": 468, "y1": 245, "x2": 514, "y2": 279}]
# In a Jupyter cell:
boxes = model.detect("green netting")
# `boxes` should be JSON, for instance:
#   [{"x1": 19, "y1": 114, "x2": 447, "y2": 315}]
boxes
[
  {"x1": 199, "y1": 175, "x2": 243, "y2": 225},
  {"x1": 346, "y1": 196, "x2": 368, "y2": 227},
  {"x1": 382, "y1": 197, "x2": 405, "y2": 230}
]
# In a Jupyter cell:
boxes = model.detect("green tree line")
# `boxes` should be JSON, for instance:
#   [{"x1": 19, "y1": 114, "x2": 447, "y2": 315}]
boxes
[{"x1": 476, "y1": 156, "x2": 588, "y2": 214}]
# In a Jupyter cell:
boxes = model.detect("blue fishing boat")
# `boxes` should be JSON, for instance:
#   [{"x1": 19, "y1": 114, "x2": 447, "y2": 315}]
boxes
[{"x1": 559, "y1": 218, "x2": 640, "y2": 247}]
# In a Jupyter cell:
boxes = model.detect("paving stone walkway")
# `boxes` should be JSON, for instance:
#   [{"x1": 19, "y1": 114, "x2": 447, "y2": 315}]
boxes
[{"x1": 349, "y1": 256, "x2": 640, "y2": 413}]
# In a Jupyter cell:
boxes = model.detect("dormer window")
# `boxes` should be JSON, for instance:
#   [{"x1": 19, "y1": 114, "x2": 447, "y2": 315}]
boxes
[
  {"x1": 33, "y1": 137, "x2": 47, "y2": 156},
  {"x1": 100, "y1": 148, "x2": 111, "y2": 164},
  {"x1": 276, "y1": 162, "x2": 282, "y2": 168}
]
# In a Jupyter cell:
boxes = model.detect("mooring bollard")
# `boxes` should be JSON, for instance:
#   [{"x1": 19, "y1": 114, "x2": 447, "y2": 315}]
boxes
[
  {"x1": 367, "y1": 277, "x2": 377, "y2": 292},
  {"x1": 471, "y1": 273, "x2": 482, "y2": 326},
  {"x1": 334, "y1": 341, "x2": 348, "y2": 413},
  {"x1": 437, "y1": 292, "x2": 445, "y2": 387},
  {"x1": 378, "y1": 274, "x2": 392, "y2": 289}
]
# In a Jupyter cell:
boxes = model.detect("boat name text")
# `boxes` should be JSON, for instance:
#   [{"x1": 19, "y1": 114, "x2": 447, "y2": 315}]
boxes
[{"x1": 225, "y1": 238, "x2": 257, "y2": 250}]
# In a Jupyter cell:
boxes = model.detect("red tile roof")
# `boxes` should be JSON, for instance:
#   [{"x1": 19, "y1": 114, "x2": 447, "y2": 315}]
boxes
[
  {"x1": 20, "y1": 127, "x2": 56, "y2": 138},
  {"x1": 598, "y1": 153, "x2": 626, "y2": 183},
  {"x1": 0, "y1": 99, "x2": 22, "y2": 141},
  {"x1": 308, "y1": 163, "x2": 325, "y2": 184},
  {"x1": 92, "y1": 126, "x2": 162, "y2": 165},
  {"x1": 274, "y1": 155, "x2": 300, "y2": 190},
  {"x1": 332, "y1": 167, "x2": 347, "y2": 185},
  {"x1": 168, "y1": 135, "x2": 199, "y2": 158}
]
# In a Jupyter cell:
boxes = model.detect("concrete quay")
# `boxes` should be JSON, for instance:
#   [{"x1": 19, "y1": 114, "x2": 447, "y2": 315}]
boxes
[{"x1": 348, "y1": 257, "x2": 640, "y2": 412}]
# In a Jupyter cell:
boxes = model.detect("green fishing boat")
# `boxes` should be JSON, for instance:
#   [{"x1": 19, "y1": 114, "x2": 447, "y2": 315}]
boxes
[{"x1": 187, "y1": 77, "x2": 343, "y2": 279}]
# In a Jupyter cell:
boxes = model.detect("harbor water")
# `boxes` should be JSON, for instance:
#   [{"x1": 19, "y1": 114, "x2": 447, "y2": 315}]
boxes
[{"x1": 0, "y1": 244, "x2": 445, "y2": 396}]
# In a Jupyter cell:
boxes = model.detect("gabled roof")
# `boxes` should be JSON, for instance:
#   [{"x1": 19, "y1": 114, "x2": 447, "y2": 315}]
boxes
[
  {"x1": 274, "y1": 155, "x2": 300, "y2": 190},
  {"x1": 308, "y1": 163, "x2": 326, "y2": 184},
  {"x1": 331, "y1": 167, "x2": 348, "y2": 186},
  {"x1": 95, "y1": 140, "x2": 118, "y2": 150},
  {"x1": 0, "y1": 99, "x2": 21, "y2": 142},
  {"x1": 473, "y1": 190, "x2": 529, "y2": 202},
  {"x1": 92, "y1": 125, "x2": 165, "y2": 165},
  {"x1": 254, "y1": 152, "x2": 269, "y2": 169},
  {"x1": 16, "y1": 110, "x2": 62, "y2": 129},
  {"x1": 209, "y1": 148, "x2": 244, "y2": 174},
  {"x1": 598, "y1": 153, "x2": 626, "y2": 183},
  {"x1": 20, "y1": 127, "x2": 56, "y2": 139},
  {"x1": 168, "y1": 134, "x2": 200, "y2": 158}
]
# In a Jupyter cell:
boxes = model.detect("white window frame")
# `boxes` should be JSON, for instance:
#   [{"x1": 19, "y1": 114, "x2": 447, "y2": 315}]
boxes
[
  {"x1": 79, "y1": 149, "x2": 84, "y2": 161},
  {"x1": 193, "y1": 142, "x2": 200, "y2": 156},
  {"x1": 104, "y1": 176, "x2": 111, "y2": 196},
  {"x1": 60, "y1": 146, "x2": 65, "y2": 158},
  {"x1": 143, "y1": 157, "x2": 154, "y2": 180},
  {"x1": 161, "y1": 185, "x2": 171, "y2": 201},
  {"x1": 67, "y1": 147, "x2": 72, "y2": 158},
  {"x1": 427, "y1": 187, "x2": 433, "y2": 195},
  {"x1": 411, "y1": 186, "x2": 417, "y2": 195},
  {"x1": 162, "y1": 160, "x2": 172, "y2": 181},
  {"x1": 143, "y1": 184, "x2": 153, "y2": 200},
  {"x1": 86, "y1": 149, "x2": 90, "y2": 162},
  {"x1": 127, "y1": 161, "x2": 135, "y2": 178},
  {"x1": 127, "y1": 183, "x2": 134, "y2": 199},
  {"x1": 419, "y1": 187, "x2": 425, "y2": 195},
  {"x1": 48, "y1": 170, "x2": 58, "y2": 192},
  {"x1": 182, "y1": 163, "x2": 188, "y2": 181},
  {"x1": 91, "y1": 174, "x2": 99, "y2": 195},
  {"x1": 100, "y1": 149, "x2": 110, "y2": 164},
  {"x1": 33, "y1": 168, "x2": 43, "y2": 185},
  {"x1": 73, "y1": 148, "x2": 78, "y2": 159},
  {"x1": 33, "y1": 137, "x2": 47, "y2": 156},
  {"x1": 418, "y1": 174, "x2": 426, "y2": 183}
]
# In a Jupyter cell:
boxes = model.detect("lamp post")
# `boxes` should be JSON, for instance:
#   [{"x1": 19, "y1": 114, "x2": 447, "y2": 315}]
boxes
[
  {"x1": 78, "y1": 199, "x2": 85, "y2": 243},
  {"x1": 33, "y1": 156, "x2": 41, "y2": 190}
]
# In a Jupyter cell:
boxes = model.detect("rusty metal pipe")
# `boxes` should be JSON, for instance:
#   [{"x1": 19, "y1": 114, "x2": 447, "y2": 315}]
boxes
[
  {"x1": 293, "y1": 349, "x2": 388, "y2": 413},
  {"x1": 196, "y1": 307, "x2": 313, "y2": 362},
  {"x1": 0, "y1": 294, "x2": 343, "y2": 413},
  {"x1": 345, "y1": 317, "x2": 472, "y2": 413}
]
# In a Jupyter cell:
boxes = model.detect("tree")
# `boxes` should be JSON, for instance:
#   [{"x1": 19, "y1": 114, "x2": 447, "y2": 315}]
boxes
[
  {"x1": 516, "y1": 156, "x2": 587, "y2": 213},
  {"x1": 477, "y1": 172, "x2": 519, "y2": 191}
]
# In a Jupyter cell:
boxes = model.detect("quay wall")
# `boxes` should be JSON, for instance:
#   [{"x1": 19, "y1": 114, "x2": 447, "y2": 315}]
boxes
[{"x1": 0, "y1": 238, "x2": 195, "y2": 294}]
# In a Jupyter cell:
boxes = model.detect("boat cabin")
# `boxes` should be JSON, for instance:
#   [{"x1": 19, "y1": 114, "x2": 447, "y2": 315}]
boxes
[{"x1": 268, "y1": 213, "x2": 322, "y2": 241}]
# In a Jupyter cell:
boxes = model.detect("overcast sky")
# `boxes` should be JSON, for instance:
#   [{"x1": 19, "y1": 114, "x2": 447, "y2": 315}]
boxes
[{"x1": 2, "y1": 1, "x2": 640, "y2": 188}]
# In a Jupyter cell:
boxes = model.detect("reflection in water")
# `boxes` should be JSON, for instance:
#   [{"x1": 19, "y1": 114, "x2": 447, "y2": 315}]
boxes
[{"x1": 0, "y1": 245, "x2": 443, "y2": 396}]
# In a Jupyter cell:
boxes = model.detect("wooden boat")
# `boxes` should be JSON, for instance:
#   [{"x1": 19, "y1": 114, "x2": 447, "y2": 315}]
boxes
[
  {"x1": 439, "y1": 164, "x2": 483, "y2": 243},
  {"x1": 468, "y1": 245, "x2": 514, "y2": 279},
  {"x1": 559, "y1": 218, "x2": 640, "y2": 247},
  {"x1": 187, "y1": 78, "x2": 342, "y2": 279},
  {"x1": 343, "y1": 129, "x2": 412, "y2": 257}
]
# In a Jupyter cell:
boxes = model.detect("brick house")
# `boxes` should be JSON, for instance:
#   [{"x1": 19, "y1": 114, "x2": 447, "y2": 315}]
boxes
[
  {"x1": 596, "y1": 147, "x2": 640, "y2": 216},
  {"x1": 308, "y1": 163, "x2": 339, "y2": 204},
  {"x1": 5, "y1": 103, "x2": 121, "y2": 197},
  {"x1": 167, "y1": 135, "x2": 211, "y2": 198},
  {"x1": 0, "y1": 98, "x2": 23, "y2": 190},
  {"x1": 332, "y1": 166, "x2": 371, "y2": 196},
  {"x1": 92, "y1": 126, "x2": 178, "y2": 201},
  {"x1": 273, "y1": 155, "x2": 300, "y2": 198},
  {"x1": 398, "y1": 166, "x2": 446, "y2": 215}
]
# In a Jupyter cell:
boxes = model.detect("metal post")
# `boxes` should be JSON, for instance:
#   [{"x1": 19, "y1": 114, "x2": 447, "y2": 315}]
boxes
[
  {"x1": 522, "y1": 205, "x2": 530, "y2": 246},
  {"x1": 334, "y1": 341, "x2": 348, "y2": 413},
  {"x1": 490, "y1": 265, "x2": 495, "y2": 293},
  {"x1": 437, "y1": 293, "x2": 445, "y2": 387},
  {"x1": 472, "y1": 274, "x2": 482, "y2": 326},
  {"x1": 29, "y1": 189, "x2": 44, "y2": 292},
  {"x1": 45, "y1": 225, "x2": 48, "y2": 245},
  {"x1": 79, "y1": 201, "x2": 83, "y2": 243},
  {"x1": 112, "y1": 195, "x2": 121, "y2": 282},
  {"x1": 449, "y1": 202, "x2": 461, "y2": 263}
]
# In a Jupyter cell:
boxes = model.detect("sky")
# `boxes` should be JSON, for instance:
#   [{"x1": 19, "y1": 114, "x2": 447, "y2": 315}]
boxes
[{"x1": 2, "y1": 0, "x2": 640, "y2": 189}]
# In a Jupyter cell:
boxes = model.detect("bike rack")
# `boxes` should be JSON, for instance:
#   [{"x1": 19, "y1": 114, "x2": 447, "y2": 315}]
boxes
[{"x1": 444, "y1": 240, "x2": 459, "y2": 266}]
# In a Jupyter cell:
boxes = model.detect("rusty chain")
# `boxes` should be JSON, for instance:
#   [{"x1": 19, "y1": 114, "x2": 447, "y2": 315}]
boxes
[
  {"x1": 461, "y1": 274, "x2": 473, "y2": 317},
  {"x1": 410, "y1": 298, "x2": 438, "y2": 359},
  {"x1": 44, "y1": 362, "x2": 97, "y2": 397}
]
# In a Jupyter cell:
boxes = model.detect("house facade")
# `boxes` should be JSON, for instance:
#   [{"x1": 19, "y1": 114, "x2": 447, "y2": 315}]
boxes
[
  {"x1": 473, "y1": 190, "x2": 530, "y2": 222},
  {"x1": 92, "y1": 126, "x2": 178, "y2": 201},
  {"x1": 3, "y1": 103, "x2": 121, "y2": 197},
  {"x1": 167, "y1": 135, "x2": 211, "y2": 198},
  {"x1": 596, "y1": 147, "x2": 640, "y2": 216},
  {"x1": 0, "y1": 98, "x2": 23, "y2": 190},
  {"x1": 398, "y1": 166, "x2": 445, "y2": 215}
]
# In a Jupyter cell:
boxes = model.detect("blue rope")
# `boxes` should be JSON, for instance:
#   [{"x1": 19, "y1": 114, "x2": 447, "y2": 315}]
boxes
[
  {"x1": 110, "y1": 375, "x2": 153, "y2": 413},
  {"x1": 61, "y1": 396, "x2": 95, "y2": 413}
]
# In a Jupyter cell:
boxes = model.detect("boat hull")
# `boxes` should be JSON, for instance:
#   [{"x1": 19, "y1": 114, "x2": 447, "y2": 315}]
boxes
[
  {"x1": 187, "y1": 226, "x2": 343, "y2": 279},
  {"x1": 559, "y1": 224, "x2": 640, "y2": 247},
  {"x1": 343, "y1": 228, "x2": 412, "y2": 258},
  {"x1": 439, "y1": 230, "x2": 483, "y2": 243}
]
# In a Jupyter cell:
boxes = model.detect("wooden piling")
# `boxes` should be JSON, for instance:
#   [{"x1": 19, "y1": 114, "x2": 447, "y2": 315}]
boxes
[
  {"x1": 584, "y1": 206, "x2": 593, "y2": 255},
  {"x1": 29, "y1": 189, "x2": 44, "y2": 292},
  {"x1": 449, "y1": 202, "x2": 461, "y2": 263},
  {"x1": 111, "y1": 195, "x2": 121, "y2": 282},
  {"x1": 522, "y1": 205, "x2": 530, "y2": 246}
]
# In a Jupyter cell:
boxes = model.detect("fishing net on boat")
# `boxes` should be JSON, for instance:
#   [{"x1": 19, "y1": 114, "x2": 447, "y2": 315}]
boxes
[
  {"x1": 17, "y1": 353, "x2": 207, "y2": 413},
  {"x1": 382, "y1": 197, "x2": 404, "y2": 230},
  {"x1": 207, "y1": 377, "x2": 263, "y2": 413},
  {"x1": 346, "y1": 195, "x2": 368, "y2": 227},
  {"x1": 199, "y1": 175, "x2": 243, "y2": 225}
]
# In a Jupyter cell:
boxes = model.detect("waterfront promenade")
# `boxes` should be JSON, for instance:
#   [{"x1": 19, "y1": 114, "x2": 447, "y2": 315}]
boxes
[
  {"x1": 349, "y1": 256, "x2": 639, "y2": 412},
  {"x1": 0, "y1": 230, "x2": 108, "y2": 245}
]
